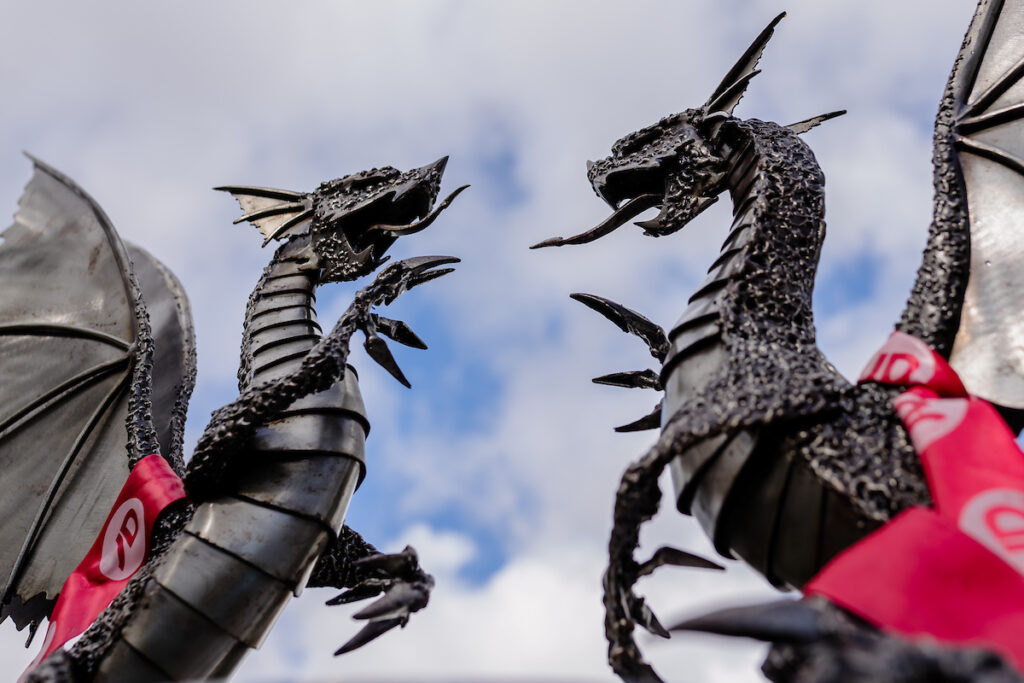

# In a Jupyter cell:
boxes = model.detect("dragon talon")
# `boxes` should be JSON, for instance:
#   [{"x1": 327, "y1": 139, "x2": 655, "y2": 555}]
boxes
[
  {"x1": 593, "y1": 369, "x2": 662, "y2": 390},
  {"x1": 614, "y1": 399, "x2": 663, "y2": 432},
  {"x1": 334, "y1": 618, "x2": 405, "y2": 656},
  {"x1": 372, "y1": 314, "x2": 428, "y2": 350},
  {"x1": 326, "y1": 582, "x2": 385, "y2": 606},
  {"x1": 669, "y1": 599, "x2": 830, "y2": 644},
  {"x1": 569, "y1": 293, "x2": 669, "y2": 361},
  {"x1": 636, "y1": 546, "x2": 725, "y2": 577},
  {"x1": 363, "y1": 333, "x2": 411, "y2": 388}
]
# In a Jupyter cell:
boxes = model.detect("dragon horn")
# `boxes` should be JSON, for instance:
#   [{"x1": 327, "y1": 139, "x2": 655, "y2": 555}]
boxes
[{"x1": 704, "y1": 12, "x2": 786, "y2": 115}]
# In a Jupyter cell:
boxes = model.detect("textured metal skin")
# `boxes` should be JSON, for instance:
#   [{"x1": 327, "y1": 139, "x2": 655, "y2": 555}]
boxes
[
  {"x1": 16, "y1": 158, "x2": 455, "y2": 683},
  {"x1": 530, "y1": 6, "x2": 1022, "y2": 677},
  {"x1": 530, "y1": 2, "x2": 1024, "y2": 680},
  {"x1": 95, "y1": 236, "x2": 370, "y2": 679}
]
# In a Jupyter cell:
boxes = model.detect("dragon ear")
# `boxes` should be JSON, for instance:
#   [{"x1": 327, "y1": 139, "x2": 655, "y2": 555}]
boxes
[
  {"x1": 704, "y1": 12, "x2": 786, "y2": 115},
  {"x1": 214, "y1": 185, "x2": 314, "y2": 246}
]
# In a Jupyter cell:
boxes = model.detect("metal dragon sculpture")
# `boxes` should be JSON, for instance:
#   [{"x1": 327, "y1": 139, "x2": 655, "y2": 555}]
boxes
[
  {"x1": 0, "y1": 154, "x2": 466, "y2": 680},
  {"x1": 535, "y1": 1, "x2": 1024, "y2": 681}
]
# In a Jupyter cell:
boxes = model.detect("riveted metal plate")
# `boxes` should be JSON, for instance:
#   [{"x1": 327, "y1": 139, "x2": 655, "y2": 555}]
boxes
[
  {"x1": 259, "y1": 274, "x2": 314, "y2": 296},
  {"x1": 121, "y1": 579, "x2": 241, "y2": 680},
  {"x1": 95, "y1": 639, "x2": 170, "y2": 683},
  {"x1": 284, "y1": 370, "x2": 368, "y2": 426},
  {"x1": 153, "y1": 533, "x2": 292, "y2": 648},
  {"x1": 252, "y1": 413, "x2": 367, "y2": 461},
  {"x1": 252, "y1": 293, "x2": 310, "y2": 310},
  {"x1": 250, "y1": 339, "x2": 311, "y2": 374},
  {"x1": 670, "y1": 432, "x2": 729, "y2": 514},
  {"x1": 690, "y1": 428, "x2": 759, "y2": 557},
  {"x1": 661, "y1": 340, "x2": 727, "y2": 420},
  {"x1": 250, "y1": 306, "x2": 320, "y2": 335},
  {"x1": 236, "y1": 454, "x2": 362, "y2": 533},
  {"x1": 770, "y1": 460, "x2": 825, "y2": 589},
  {"x1": 187, "y1": 497, "x2": 329, "y2": 586},
  {"x1": 250, "y1": 325, "x2": 320, "y2": 352}
]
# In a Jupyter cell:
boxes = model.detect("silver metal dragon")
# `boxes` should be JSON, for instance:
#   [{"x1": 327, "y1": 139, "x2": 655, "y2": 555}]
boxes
[
  {"x1": 535, "y1": 1, "x2": 1024, "y2": 681},
  {"x1": 0, "y1": 154, "x2": 466, "y2": 681}
]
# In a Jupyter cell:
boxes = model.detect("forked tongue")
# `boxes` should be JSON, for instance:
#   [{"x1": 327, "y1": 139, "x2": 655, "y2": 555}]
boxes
[{"x1": 529, "y1": 193, "x2": 660, "y2": 249}]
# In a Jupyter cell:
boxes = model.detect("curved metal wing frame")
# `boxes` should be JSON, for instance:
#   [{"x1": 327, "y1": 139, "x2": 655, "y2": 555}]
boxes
[
  {"x1": 0, "y1": 157, "x2": 162, "y2": 630},
  {"x1": 899, "y1": 0, "x2": 1024, "y2": 409},
  {"x1": 945, "y1": 0, "x2": 1024, "y2": 409}
]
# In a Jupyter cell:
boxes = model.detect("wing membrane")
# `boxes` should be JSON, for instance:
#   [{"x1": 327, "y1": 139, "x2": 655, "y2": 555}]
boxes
[
  {"x1": 945, "y1": 0, "x2": 1024, "y2": 408},
  {"x1": 0, "y1": 161, "x2": 172, "y2": 630}
]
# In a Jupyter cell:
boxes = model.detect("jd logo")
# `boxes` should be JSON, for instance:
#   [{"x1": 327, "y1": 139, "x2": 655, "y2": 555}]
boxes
[
  {"x1": 892, "y1": 392, "x2": 968, "y2": 452},
  {"x1": 860, "y1": 332, "x2": 936, "y2": 385},
  {"x1": 960, "y1": 489, "x2": 1024, "y2": 575},
  {"x1": 98, "y1": 497, "x2": 146, "y2": 581}
]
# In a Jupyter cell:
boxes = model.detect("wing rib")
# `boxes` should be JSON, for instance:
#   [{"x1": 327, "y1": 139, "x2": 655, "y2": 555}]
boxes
[
  {"x1": 2, "y1": 372, "x2": 130, "y2": 604},
  {"x1": 0, "y1": 324, "x2": 131, "y2": 351},
  {"x1": 0, "y1": 356, "x2": 129, "y2": 439}
]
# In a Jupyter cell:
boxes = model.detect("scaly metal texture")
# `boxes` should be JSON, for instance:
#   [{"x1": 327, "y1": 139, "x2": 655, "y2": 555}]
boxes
[{"x1": 535, "y1": 2, "x2": 1024, "y2": 681}]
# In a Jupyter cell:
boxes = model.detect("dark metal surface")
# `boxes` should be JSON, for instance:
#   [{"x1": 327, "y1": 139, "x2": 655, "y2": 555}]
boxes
[{"x1": 530, "y1": 5, "x2": 1015, "y2": 679}]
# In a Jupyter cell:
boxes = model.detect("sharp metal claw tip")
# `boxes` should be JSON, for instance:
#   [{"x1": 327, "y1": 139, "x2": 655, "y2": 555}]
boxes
[
  {"x1": 334, "y1": 618, "x2": 404, "y2": 656},
  {"x1": 669, "y1": 599, "x2": 827, "y2": 644},
  {"x1": 529, "y1": 236, "x2": 564, "y2": 249}
]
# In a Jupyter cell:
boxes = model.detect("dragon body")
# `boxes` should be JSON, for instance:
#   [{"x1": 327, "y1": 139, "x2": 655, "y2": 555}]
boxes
[
  {"x1": 536, "y1": 1, "x2": 1024, "y2": 680},
  {"x1": 0, "y1": 157, "x2": 465, "y2": 681}
]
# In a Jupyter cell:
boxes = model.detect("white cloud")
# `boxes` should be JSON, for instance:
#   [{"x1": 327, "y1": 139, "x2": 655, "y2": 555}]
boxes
[{"x1": 0, "y1": 1, "x2": 988, "y2": 681}]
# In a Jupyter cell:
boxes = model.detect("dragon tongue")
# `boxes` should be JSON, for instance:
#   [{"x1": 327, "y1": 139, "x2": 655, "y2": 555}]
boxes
[{"x1": 529, "y1": 193, "x2": 661, "y2": 249}]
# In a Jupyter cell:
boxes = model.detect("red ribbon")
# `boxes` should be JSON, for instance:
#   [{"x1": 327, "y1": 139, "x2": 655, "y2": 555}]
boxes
[
  {"x1": 22, "y1": 454, "x2": 185, "y2": 676},
  {"x1": 806, "y1": 331, "x2": 1024, "y2": 668}
]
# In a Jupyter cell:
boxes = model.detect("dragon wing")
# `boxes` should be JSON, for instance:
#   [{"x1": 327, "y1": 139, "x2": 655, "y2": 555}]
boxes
[
  {"x1": 0, "y1": 159, "x2": 194, "y2": 631},
  {"x1": 902, "y1": 0, "x2": 1024, "y2": 409}
]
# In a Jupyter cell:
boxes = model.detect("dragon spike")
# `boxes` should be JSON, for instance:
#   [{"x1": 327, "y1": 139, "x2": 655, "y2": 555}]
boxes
[
  {"x1": 215, "y1": 185, "x2": 313, "y2": 245},
  {"x1": 335, "y1": 618, "x2": 404, "y2": 655},
  {"x1": 636, "y1": 546, "x2": 725, "y2": 578},
  {"x1": 786, "y1": 109, "x2": 847, "y2": 135},
  {"x1": 569, "y1": 293, "x2": 669, "y2": 361},
  {"x1": 670, "y1": 599, "x2": 828, "y2": 644},
  {"x1": 615, "y1": 398, "x2": 663, "y2": 432},
  {"x1": 364, "y1": 333, "x2": 411, "y2": 388},
  {"x1": 704, "y1": 12, "x2": 786, "y2": 115},
  {"x1": 593, "y1": 369, "x2": 662, "y2": 390},
  {"x1": 372, "y1": 314, "x2": 428, "y2": 350}
]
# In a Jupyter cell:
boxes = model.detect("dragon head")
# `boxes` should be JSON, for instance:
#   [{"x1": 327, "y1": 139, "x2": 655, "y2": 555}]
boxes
[
  {"x1": 219, "y1": 157, "x2": 467, "y2": 282},
  {"x1": 532, "y1": 12, "x2": 841, "y2": 250}
]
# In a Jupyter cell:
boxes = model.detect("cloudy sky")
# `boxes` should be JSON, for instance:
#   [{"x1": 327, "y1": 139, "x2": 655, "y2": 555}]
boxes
[{"x1": 0, "y1": 1, "x2": 982, "y2": 681}]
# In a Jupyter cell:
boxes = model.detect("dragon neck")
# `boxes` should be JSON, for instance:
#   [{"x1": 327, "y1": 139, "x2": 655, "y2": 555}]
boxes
[
  {"x1": 661, "y1": 118, "x2": 827, "y2": 384},
  {"x1": 239, "y1": 236, "x2": 322, "y2": 389}
]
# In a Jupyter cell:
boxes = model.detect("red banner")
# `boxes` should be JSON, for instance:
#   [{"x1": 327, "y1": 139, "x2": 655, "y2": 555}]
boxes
[
  {"x1": 807, "y1": 331, "x2": 1024, "y2": 669},
  {"x1": 22, "y1": 454, "x2": 185, "y2": 677}
]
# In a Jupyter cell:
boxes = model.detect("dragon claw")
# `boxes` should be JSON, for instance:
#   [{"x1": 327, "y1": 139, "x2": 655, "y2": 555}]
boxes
[{"x1": 330, "y1": 546, "x2": 434, "y2": 657}]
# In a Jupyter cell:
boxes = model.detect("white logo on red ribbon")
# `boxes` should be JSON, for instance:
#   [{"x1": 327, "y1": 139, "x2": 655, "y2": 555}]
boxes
[
  {"x1": 860, "y1": 331, "x2": 936, "y2": 385},
  {"x1": 960, "y1": 488, "x2": 1024, "y2": 575},
  {"x1": 98, "y1": 497, "x2": 146, "y2": 581},
  {"x1": 892, "y1": 391, "x2": 968, "y2": 452}
]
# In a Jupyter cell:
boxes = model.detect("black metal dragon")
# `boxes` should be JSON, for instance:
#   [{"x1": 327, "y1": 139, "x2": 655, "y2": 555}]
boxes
[
  {"x1": 0, "y1": 154, "x2": 466, "y2": 680},
  {"x1": 535, "y1": 1, "x2": 1024, "y2": 681}
]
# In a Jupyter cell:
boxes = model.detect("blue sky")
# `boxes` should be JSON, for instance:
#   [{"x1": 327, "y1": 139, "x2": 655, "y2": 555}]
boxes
[{"x1": 0, "y1": 1, "x2": 983, "y2": 680}]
